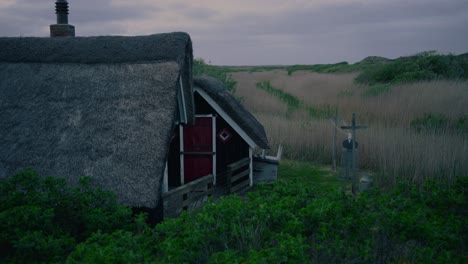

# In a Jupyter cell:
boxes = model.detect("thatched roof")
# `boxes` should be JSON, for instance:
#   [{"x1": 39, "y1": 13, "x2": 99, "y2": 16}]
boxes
[
  {"x1": 0, "y1": 32, "x2": 193, "y2": 209},
  {"x1": 194, "y1": 76, "x2": 269, "y2": 149},
  {"x1": 0, "y1": 32, "x2": 194, "y2": 122}
]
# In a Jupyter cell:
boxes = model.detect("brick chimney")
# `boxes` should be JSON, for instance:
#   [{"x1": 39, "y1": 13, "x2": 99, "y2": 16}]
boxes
[{"x1": 50, "y1": 0, "x2": 75, "y2": 37}]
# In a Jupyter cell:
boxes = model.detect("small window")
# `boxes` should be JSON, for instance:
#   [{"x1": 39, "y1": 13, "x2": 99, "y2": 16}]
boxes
[{"x1": 217, "y1": 128, "x2": 232, "y2": 143}]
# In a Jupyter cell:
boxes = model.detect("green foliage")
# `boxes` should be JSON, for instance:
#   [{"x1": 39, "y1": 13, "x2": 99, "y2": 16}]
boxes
[
  {"x1": 0, "y1": 168, "x2": 135, "y2": 263},
  {"x1": 223, "y1": 59, "x2": 388, "y2": 75},
  {"x1": 224, "y1": 62, "x2": 359, "y2": 75},
  {"x1": 256, "y1": 81, "x2": 335, "y2": 118},
  {"x1": 278, "y1": 160, "x2": 345, "y2": 191},
  {"x1": 363, "y1": 83, "x2": 392, "y2": 96},
  {"x1": 66, "y1": 161, "x2": 466, "y2": 263},
  {"x1": 355, "y1": 51, "x2": 468, "y2": 85},
  {"x1": 2, "y1": 165, "x2": 466, "y2": 263},
  {"x1": 411, "y1": 113, "x2": 468, "y2": 133},
  {"x1": 256, "y1": 81, "x2": 300, "y2": 112},
  {"x1": 222, "y1": 51, "x2": 468, "y2": 84},
  {"x1": 286, "y1": 62, "x2": 352, "y2": 75},
  {"x1": 356, "y1": 56, "x2": 392, "y2": 65},
  {"x1": 66, "y1": 229, "x2": 154, "y2": 264},
  {"x1": 193, "y1": 58, "x2": 238, "y2": 94},
  {"x1": 225, "y1": 65, "x2": 286, "y2": 73},
  {"x1": 306, "y1": 104, "x2": 336, "y2": 119}
]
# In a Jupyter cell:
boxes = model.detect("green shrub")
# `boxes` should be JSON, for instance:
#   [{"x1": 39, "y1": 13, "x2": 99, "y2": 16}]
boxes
[
  {"x1": 0, "y1": 168, "x2": 135, "y2": 263},
  {"x1": 5, "y1": 168, "x2": 465, "y2": 263},
  {"x1": 355, "y1": 51, "x2": 468, "y2": 85},
  {"x1": 193, "y1": 58, "x2": 237, "y2": 94},
  {"x1": 66, "y1": 229, "x2": 153, "y2": 264}
]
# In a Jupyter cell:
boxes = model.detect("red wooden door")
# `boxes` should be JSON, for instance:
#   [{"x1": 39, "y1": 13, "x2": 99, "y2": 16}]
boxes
[{"x1": 183, "y1": 117, "x2": 213, "y2": 183}]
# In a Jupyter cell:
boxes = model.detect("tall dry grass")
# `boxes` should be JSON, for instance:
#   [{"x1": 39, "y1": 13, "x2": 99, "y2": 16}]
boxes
[{"x1": 232, "y1": 71, "x2": 468, "y2": 187}]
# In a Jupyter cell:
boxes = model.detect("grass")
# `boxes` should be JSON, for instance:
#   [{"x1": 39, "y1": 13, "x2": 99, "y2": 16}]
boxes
[
  {"x1": 196, "y1": 52, "x2": 468, "y2": 187},
  {"x1": 224, "y1": 52, "x2": 468, "y2": 86},
  {"x1": 278, "y1": 160, "x2": 347, "y2": 191},
  {"x1": 233, "y1": 70, "x2": 468, "y2": 188},
  {"x1": 222, "y1": 57, "x2": 389, "y2": 76}
]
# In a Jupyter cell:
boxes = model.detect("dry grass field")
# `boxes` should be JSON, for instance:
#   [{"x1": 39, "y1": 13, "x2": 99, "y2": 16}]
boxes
[{"x1": 232, "y1": 70, "x2": 468, "y2": 187}]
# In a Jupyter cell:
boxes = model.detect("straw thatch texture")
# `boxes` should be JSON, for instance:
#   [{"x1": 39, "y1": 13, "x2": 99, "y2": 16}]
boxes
[
  {"x1": 194, "y1": 76, "x2": 269, "y2": 149},
  {"x1": 0, "y1": 32, "x2": 194, "y2": 209},
  {"x1": 0, "y1": 32, "x2": 194, "y2": 121}
]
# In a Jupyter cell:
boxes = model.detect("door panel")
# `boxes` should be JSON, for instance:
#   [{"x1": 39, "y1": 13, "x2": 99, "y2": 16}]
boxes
[{"x1": 183, "y1": 117, "x2": 213, "y2": 183}]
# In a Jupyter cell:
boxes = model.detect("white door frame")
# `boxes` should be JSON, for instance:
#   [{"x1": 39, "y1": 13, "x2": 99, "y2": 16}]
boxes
[{"x1": 179, "y1": 114, "x2": 216, "y2": 186}]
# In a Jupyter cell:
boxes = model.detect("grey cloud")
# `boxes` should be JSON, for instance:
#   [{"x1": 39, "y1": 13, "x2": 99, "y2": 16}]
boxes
[
  {"x1": 70, "y1": 0, "x2": 158, "y2": 24},
  {"x1": 190, "y1": 0, "x2": 468, "y2": 64},
  {"x1": 0, "y1": 0, "x2": 466, "y2": 64},
  {"x1": 0, "y1": 0, "x2": 158, "y2": 36},
  {"x1": 183, "y1": 7, "x2": 217, "y2": 20},
  {"x1": 213, "y1": 0, "x2": 468, "y2": 37}
]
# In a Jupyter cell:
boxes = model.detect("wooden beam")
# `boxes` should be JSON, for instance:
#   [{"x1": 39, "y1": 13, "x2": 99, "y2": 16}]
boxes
[
  {"x1": 228, "y1": 157, "x2": 250, "y2": 171},
  {"x1": 231, "y1": 169, "x2": 250, "y2": 182},
  {"x1": 230, "y1": 180, "x2": 250, "y2": 193}
]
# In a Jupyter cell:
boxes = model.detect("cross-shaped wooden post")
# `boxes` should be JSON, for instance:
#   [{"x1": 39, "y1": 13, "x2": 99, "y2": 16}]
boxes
[
  {"x1": 340, "y1": 113, "x2": 367, "y2": 194},
  {"x1": 327, "y1": 108, "x2": 340, "y2": 171}
]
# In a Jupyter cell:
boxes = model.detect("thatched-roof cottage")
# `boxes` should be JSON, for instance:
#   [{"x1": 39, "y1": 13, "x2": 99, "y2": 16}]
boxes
[
  {"x1": 162, "y1": 76, "x2": 271, "y2": 217},
  {"x1": 166, "y1": 76, "x2": 269, "y2": 188},
  {"x1": 0, "y1": 1, "x2": 274, "y2": 221},
  {"x1": 0, "y1": 32, "x2": 194, "y2": 220}
]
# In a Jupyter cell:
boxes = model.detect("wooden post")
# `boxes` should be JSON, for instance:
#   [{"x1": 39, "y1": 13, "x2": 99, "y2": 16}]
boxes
[
  {"x1": 351, "y1": 113, "x2": 356, "y2": 184},
  {"x1": 340, "y1": 113, "x2": 367, "y2": 194},
  {"x1": 226, "y1": 167, "x2": 233, "y2": 195},
  {"x1": 328, "y1": 108, "x2": 338, "y2": 171}
]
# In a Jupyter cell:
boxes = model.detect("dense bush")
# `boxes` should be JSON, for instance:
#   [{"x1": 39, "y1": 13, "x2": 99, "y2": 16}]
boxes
[
  {"x1": 2, "y1": 168, "x2": 465, "y2": 263},
  {"x1": 193, "y1": 58, "x2": 237, "y2": 94},
  {"x1": 0, "y1": 169, "x2": 136, "y2": 263},
  {"x1": 355, "y1": 51, "x2": 468, "y2": 85},
  {"x1": 68, "y1": 176, "x2": 467, "y2": 263}
]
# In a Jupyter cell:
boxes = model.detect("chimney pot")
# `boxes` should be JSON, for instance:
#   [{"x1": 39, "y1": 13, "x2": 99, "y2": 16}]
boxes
[
  {"x1": 56, "y1": 0, "x2": 69, "y2": 24},
  {"x1": 50, "y1": 0, "x2": 75, "y2": 37}
]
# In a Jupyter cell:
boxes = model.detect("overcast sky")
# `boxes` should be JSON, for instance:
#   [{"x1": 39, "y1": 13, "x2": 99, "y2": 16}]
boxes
[{"x1": 1, "y1": 0, "x2": 467, "y2": 65}]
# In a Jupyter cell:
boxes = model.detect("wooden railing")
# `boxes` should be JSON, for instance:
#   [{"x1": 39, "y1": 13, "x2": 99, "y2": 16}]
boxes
[
  {"x1": 163, "y1": 174, "x2": 213, "y2": 218},
  {"x1": 162, "y1": 158, "x2": 251, "y2": 218},
  {"x1": 226, "y1": 157, "x2": 251, "y2": 194}
]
